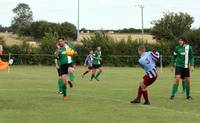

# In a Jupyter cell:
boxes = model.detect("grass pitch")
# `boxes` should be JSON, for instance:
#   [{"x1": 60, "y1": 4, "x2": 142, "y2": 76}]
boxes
[{"x1": 0, "y1": 66, "x2": 200, "y2": 123}]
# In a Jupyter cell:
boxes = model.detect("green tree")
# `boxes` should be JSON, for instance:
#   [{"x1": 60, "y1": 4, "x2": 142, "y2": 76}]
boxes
[
  {"x1": 30, "y1": 21, "x2": 76, "y2": 40},
  {"x1": 11, "y1": 3, "x2": 33, "y2": 36},
  {"x1": 0, "y1": 37, "x2": 6, "y2": 46},
  {"x1": 59, "y1": 22, "x2": 77, "y2": 40},
  {"x1": 184, "y1": 29, "x2": 200, "y2": 55},
  {"x1": 40, "y1": 32, "x2": 58, "y2": 54},
  {"x1": 151, "y1": 12, "x2": 194, "y2": 42},
  {"x1": 30, "y1": 21, "x2": 57, "y2": 39}
]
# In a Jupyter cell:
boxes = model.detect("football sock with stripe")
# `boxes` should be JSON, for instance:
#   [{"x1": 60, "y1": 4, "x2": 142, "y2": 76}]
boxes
[
  {"x1": 69, "y1": 72, "x2": 75, "y2": 82},
  {"x1": 95, "y1": 72, "x2": 101, "y2": 79},
  {"x1": 182, "y1": 80, "x2": 186, "y2": 92},
  {"x1": 58, "y1": 79, "x2": 63, "y2": 92},
  {"x1": 62, "y1": 84, "x2": 67, "y2": 96},
  {"x1": 172, "y1": 83, "x2": 178, "y2": 96},
  {"x1": 83, "y1": 71, "x2": 89, "y2": 75},
  {"x1": 142, "y1": 90, "x2": 149, "y2": 103},
  {"x1": 91, "y1": 73, "x2": 95, "y2": 80},
  {"x1": 136, "y1": 86, "x2": 142, "y2": 102},
  {"x1": 185, "y1": 84, "x2": 190, "y2": 97}
]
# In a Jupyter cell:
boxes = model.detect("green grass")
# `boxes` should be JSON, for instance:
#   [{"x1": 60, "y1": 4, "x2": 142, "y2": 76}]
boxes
[{"x1": 0, "y1": 66, "x2": 200, "y2": 123}]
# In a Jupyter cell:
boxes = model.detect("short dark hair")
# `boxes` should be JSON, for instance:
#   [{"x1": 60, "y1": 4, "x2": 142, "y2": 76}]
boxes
[
  {"x1": 178, "y1": 36, "x2": 188, "y2": 44},
  {"x1": 58, "y1": 36, "x2": 65, "y2": 40},
  {"x1": 138, "y1": 45, "x2": 146, "y2": 51}
]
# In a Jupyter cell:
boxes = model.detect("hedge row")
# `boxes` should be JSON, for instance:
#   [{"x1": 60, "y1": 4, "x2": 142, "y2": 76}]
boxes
[{"x1": 1, "y1": 32, "x2": 200, "y2": 66}]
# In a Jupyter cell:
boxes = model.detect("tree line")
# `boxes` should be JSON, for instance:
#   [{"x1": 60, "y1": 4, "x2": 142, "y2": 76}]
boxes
[
  {"x1": 0, "y1": 3, "x2": 77, "y2": 41},
  {"x1": 0, "y1": 3, "x2": 200, "y2": 66}
]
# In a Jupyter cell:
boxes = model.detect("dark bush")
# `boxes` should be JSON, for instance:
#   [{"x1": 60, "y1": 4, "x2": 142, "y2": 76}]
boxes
[{"x1": 2, "y1": 32, "x2": 200, "y2": 66}]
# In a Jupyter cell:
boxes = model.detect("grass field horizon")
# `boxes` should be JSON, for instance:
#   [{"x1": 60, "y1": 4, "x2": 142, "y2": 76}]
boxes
[{"x1": 0, "y1": 66, "x2": 200, "y2": 123}]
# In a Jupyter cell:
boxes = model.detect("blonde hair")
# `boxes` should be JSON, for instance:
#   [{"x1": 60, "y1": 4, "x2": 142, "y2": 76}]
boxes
[{"x1": 138, "y1": 45, "x2": 146, "y2": 52}]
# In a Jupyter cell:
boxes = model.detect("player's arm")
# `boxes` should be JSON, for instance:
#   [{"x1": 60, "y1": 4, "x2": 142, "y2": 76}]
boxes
[
  {"x1": 93, "y1": 56, "x2": 102, "y2": 60},
  {"x1": 54, "y1": 46, "x2": 60, "y2": 57},
  {"x1": 54, "y1": 48, "x2": 60, "y2": 56},
  {"x1": 54, "y1": 58, "x2": 59, "y2": 69},
  {"x1": 138, "y1": 60, "x2": 144, "y2": 69},
  {"x1": 189, "y1": 46, "x2": 194, "y2": 71},
  {"x1": 171, "y1": 47, "x2": 177, "y2": 71},
  {"x1": 172, "y1": 47, "x2": 178, "y2": 66},
  {"x1": 84, "y1": 55, "x2": 89, "y2": 66},
  {"x1": 150, "y1": 51, "x2": 160, "y2": 62},
  {"x1": 93, "y1": 52, "x2": 102, "y2": 60}
]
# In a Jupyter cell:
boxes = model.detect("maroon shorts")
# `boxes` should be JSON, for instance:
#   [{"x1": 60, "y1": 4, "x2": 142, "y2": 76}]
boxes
[
  {"x1": 88, "y1": 66, "x2": 93, "y2": 70},
  {"x1": 143, "y1": 75, "x2": 157, "y2": 86}
]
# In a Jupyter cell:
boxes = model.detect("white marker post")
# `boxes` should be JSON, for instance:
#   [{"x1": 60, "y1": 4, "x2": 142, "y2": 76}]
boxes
[{"x1": 8, "y1": 53, "x2": 11, "y2": 73}]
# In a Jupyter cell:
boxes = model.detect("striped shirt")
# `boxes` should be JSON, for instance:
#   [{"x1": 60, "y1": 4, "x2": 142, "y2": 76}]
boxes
[
  {"x1": 139, "y1": 51, "x2": 159, "y2": 78},
  {"x1": 84, "y1": 54, "x2": 93, "y2": 67}
]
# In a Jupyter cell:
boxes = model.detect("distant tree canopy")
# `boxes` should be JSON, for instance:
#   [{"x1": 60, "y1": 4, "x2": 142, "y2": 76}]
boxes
[
  {"x1": 40, "y1": 32, "x2": 58, "y2": 54},
  {"x1": 10, "y1": 3, "x2": 76, "y2": 40},
  {"x1": 11, "y1": 3, "x2": 33, "y2": 36},
  {"x1": 0, "y1": 25, "x2": 12, "y2": 32},
  {"x1": 116, "y1": 28, "x2": 151, "y2": 34},
  {"x1": 80, "y1": 28, "x2": 151, "y2": 34},
  {"x1": 30, "y1": 21, "x2": 77, "y2": 40},
  {"x1": 184, "y1": 28, "x2": 200, "y2": 55},
  {"x1": 151, "y1": 12, "x2": 194, "y2": 42}
]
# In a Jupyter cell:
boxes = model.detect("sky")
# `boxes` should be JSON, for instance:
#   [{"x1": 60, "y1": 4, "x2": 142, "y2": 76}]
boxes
[{"x1": 0, "y1": 0, "x2": 200, "y2": 29}]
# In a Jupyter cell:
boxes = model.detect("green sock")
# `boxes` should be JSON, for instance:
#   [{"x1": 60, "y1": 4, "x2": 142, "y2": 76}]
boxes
[
  {"x1": 182, "y1": 80, "x2": 186, "y2": 92},
  {"x1": 95, "y1": 72, "x2": 101, "y2": 79},
  {"x1": 62, "y1": 84, "x2": 67, "y2": 96},
  {"x1": 69, "y1": 72, "x2": 75, "y2": 82},
  {"x1": 58, "y1": 79, "x2": 63, "y2": 92},
  {"x1": 91, "y1": 73, "x2": 95, "y2": 80},
  {"x1": 172, "y1": 84, "x2": 178, "y2": 96},
  {"x1": 185, "y1": 84, "x2": 190, "y2": 97}
]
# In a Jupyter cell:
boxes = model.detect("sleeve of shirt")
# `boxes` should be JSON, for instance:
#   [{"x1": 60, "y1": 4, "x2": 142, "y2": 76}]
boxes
[
  {"x1": 138, "y1": 58, "x2": 144, "y2": 69},
  {"x1": 150, "y1": 51, "x2": 160, "y2": 62},
  {"x1": 93, "y1": 52, "x2": 97, "y2": 58},
  {"x1": 54, "y1": 49, "x2": 58, "y2": 59},
  {"x1": 189, "y1": 46, "x2": 194, "y2": 66},
  {"x1": 172, "y1": 47, "x2": 178, "y2": 66},
  {"x1": 84, "y1": 55, "x2": 89, "y2": 65}
]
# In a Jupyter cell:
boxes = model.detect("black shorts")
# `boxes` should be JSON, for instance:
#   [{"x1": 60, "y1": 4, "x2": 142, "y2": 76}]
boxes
[
  {"x1": 92, "y1": 64, "x2": 102, "y2": 69},
  {"x1": 57, "y1": 68, "x2": 62, "y2": 76},
  {"x1": 60, "y1": 63, "x2": 73, "y2": 75},
  {"x1": 175, "y1": 66, "x2": 190, "y2": 78}
]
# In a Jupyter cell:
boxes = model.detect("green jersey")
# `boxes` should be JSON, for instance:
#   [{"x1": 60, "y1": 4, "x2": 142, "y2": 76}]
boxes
[
  {"x1": 172, "y1": 45, "x2": 194, "y2": 68},
  {"x1": 93, "y1": 50, "x2": 101, "y2": 65},
  {"x1": 58, "y1": 44, "x2": 73, "y2": 65}
]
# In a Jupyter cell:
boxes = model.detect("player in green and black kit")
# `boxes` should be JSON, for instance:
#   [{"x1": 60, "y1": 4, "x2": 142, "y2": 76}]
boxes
[
  {"x1": 54, "y1": 53, "x2": 62, "y2": 94},
  {"x1": 54, "y1": 37, "x2": 75, "y2": 101},
  {"x1": 170, "y1": 36, "x2": 194, "y2": 100},
  {"x1": 91, "y1": 46, "x2": 103, "y2": 81}
]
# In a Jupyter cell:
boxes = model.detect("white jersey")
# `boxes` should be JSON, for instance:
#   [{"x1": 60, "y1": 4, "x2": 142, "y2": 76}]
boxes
[{"x1": 65, "y1": 44, "x2": 73, "y2": 64}]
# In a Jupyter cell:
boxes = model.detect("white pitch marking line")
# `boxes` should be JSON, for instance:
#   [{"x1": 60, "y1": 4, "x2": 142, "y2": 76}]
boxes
[{"x1": 0, "y1": 88, "x2": 200, "y2": 117}]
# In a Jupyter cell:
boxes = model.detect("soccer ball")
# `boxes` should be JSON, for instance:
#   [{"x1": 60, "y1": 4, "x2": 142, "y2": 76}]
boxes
[
  {"x1": 66, "y1": 48, "x2": 75, "y2": 56},
  {"x1": 9, "y1": 59, "x2": 14, "y2": 65}
]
